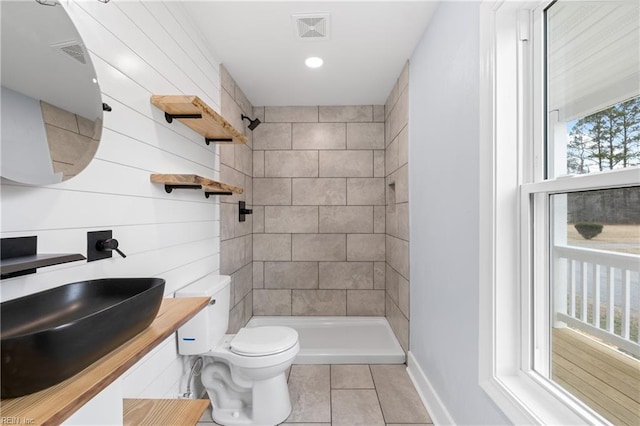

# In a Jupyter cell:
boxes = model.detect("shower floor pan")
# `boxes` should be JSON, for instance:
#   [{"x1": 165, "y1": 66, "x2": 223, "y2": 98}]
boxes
[{"x1": 246, "y1": 316, "x2": 405, "y2": 364}]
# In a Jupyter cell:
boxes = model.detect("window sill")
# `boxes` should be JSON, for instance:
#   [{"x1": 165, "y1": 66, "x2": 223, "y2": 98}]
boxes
[{"x1": 481, "y1": 372, "x2": 609, "y2": 425}]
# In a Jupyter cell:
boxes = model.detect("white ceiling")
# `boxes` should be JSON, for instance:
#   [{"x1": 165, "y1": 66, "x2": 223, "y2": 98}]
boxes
[{"x1": 183, "y1": 1, "x2": 438, "y2": 107}]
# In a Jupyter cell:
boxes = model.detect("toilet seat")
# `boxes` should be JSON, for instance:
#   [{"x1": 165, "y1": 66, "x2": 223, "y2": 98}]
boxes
[{"x1": 230, "y1": 326, "x2": 298, "y2": 356}]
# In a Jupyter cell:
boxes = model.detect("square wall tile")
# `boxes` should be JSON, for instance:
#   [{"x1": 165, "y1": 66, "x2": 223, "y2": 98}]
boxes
[
  {"x1": 264, "y1": 261, "x2": 319, "y2": 289},
  {"x1": 235, "y1": 86, "x2": 252, "y2": 116},
  {"x1": 265, "y1": 106, "x2": 318, "y2": 123},
  {"x1": 292, "y1": 290, "x2": 346, "y2": 315},
  {"x1": 347, "y1": 123, "x2": 384, "y2": 150},
  {"x1": 235, "y1": 143, "x2": 252, "y2": 176},
  {"x1": 253, "y1": 289, "x2": 291, "y2": 315},
  {"x1": 253, "y1": 234, "x2": 291, "y2": 261},
  {"x1": 386, "y1": 264, "x2": 400, "y2": 305},
  {"x1": 292, "y1": 178, "x2": 346, "y2": 205},
  {"x1": 220, "y1": 202, "x2": 235, "y2": 241},
  {"x1": 347, "y1": 290, "x2": 385, "y2": 315},
  {"x1": 293, "y1": 123, "x2": 346, "y2": 150},
  {"x1": 374, "y1": 150, "x2": 385, "y2": 177},
  {"x1": 319, "y1": 151, "x2": 373, "y2": 177},
  {"x1": 386, "y1": 294, "x2": 409, "y2": 351},
  {"x1": 373, "y1": 105, "x2": 385, "y2": 122},
  {"x1": 385, "y1": 80, "x2": 399, "y2": 121},
  {"x1": 398, "y1": 126, "x2": 408, "y2": 167},
  {"x1": 221, "y1": 89, "x2": 244, "y2": 135},
  {"x1": 347, "y1": 178, "x2": 385, "y2": 205},
  {"x1": 265, "y1": 150, "x2": 318, "y2": 177},
  {"x1": 385, "y1": 88, "x2": 408, "y2": 144},
  {"x1": 265, "y1": 206, "x2": 319, "y2": 233},
  {"x1": 347, "y1": 234, "x2": 385, "y2": 261},
  {"x1": 374, "y1": 205, "x2": 385, "y2": 233},
  {"x1": 398, "y1": 275, "x2": 410, "y2": 317},
  {"x1": 319, "y1": 262, "x2": 373, "y2": 289},
  {"x1": 233, "y1": 263, "x2": 253, "y2": 303},
  {"x1": 292, "y1": 234, "x2": 346, "y2": 261},
  {"x1": 386, "y1": 135, "x2": 399, "y2": 176},
  {"x1": 221, "y1": 237, "x2": 246, "y2": 274},
  {"x1": 252, "y1": 206, "x2": 265, "y2": 233},
  {"x1": 394, "y1": 164, "x2": 409, "y2": 204},
  {"x1": 253, "y1": 261, "x2": 264, "y2": 288},
  {"x1": 253, "y1": 178, "x2": 291, "y2": 205},
  {"x1": 253, "y1": 150, "x2": 264, "y2": 178},
  {"x1": 219, "y1": 144, "x2": 235, "y2": 168},
  {"x1": 319, "y1": 105, "x2": 373, "y2": 122},
  {"x1": 319, "y1": 206, "x2": 373, "y2": 234},
  {"x1": 253, "y1": 123, "x2": 292, "y2": 150},
  {"x1": 374, "y1": 262, "x2": 386, "y2": 289},
  {"x1": 386, "y1": 235, "x2": 409, "y2": 278},
  {"x1": 253, "y1": 106, "x2": 265, "y2": 122}
]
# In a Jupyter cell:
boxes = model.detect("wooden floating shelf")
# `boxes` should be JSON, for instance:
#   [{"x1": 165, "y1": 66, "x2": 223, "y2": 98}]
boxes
[
  {"x1": 151, "y1": 95, "x2": 248, "y2": 145},
  {"x1": 123, "y1": 398, "x2": 210, "y2": 426},
  {"x1": 151, "y1": 174, "x2": 243, "y2": 197}
]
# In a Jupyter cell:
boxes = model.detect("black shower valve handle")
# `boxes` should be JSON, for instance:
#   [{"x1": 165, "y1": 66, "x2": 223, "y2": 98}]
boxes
[{"x1": 96, "y1": 238, "x2": 127, "y2": 258}]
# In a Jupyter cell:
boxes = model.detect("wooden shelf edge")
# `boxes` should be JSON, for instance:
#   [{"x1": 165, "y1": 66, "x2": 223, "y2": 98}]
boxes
[
  {"x1": 150, "y1": 173, "x2": 244, "y2": 195},
  {"x1": 0, "y1": 297, "x2": 210, "y2": 426},
  {"x1": 151, "y1": 95, "x2": 248, "y2": 144},
  {"x1": 123, "y1": 398, "x2": 210, "y2": 426}
]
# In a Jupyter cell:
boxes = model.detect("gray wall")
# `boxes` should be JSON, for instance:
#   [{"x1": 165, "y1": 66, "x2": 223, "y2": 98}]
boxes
[{"x1": 408, "y1": 3, "x2": 508, "y2": 424}]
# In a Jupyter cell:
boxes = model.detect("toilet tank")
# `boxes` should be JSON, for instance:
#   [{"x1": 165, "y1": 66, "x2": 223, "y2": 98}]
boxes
[{"x1": 175, "y1": 274, "x2": 231, "y2": 355}]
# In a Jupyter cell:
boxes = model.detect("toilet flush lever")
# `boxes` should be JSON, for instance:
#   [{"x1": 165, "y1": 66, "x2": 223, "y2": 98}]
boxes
[
  {"x1": 97, "y1": 238, "x2": 127, "y2": 258},
  {"x1": 209, "y1": 298, "x2": 216, "y2": 305}
]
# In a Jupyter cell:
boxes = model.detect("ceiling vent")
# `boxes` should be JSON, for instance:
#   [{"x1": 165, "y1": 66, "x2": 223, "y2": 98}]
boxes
[
  {"x1": 292, "y1": 13, "x2": 330, "y2": 40},
  {"x1": 51, "y1": 40, "x2": 87, "y2": 65}
]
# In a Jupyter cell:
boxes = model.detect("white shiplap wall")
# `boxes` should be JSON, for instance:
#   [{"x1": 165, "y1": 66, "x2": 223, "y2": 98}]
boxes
[{"x1": 0, "y1": 0, "x2": 223, "y2": 398}]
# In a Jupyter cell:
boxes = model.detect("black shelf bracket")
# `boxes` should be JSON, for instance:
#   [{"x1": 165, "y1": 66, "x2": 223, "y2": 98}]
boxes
[
  {"x1": 205, "y1": 138, "x2": 233, "y2": 145},
  {"x1": 205, "y1": 191, "x2": 233, "y2": 198},
  {"x1": 239, "y1": 201, "x2": 253, "y2": 222},
  {"x1": 164, "y1": 112, "x2": 202, "y2": 124},
  {"x1": 164, "y1": 184, "x2": 201, "y2": 194}
]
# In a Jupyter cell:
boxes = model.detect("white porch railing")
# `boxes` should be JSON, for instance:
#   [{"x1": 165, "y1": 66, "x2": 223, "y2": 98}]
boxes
[{"x1": 553, "y1": 244, "x2": 640, "y2": 358}]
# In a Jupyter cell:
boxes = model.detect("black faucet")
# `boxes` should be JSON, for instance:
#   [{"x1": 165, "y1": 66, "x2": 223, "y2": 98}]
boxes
[{"x1": 96, "y1": 238, "x2": 126, "y2": 258}]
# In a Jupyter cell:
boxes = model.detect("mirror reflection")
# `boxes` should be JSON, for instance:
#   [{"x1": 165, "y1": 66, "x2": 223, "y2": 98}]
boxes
[{"x1": 1, "y1": 1, "x2": 103, "y2": 185}]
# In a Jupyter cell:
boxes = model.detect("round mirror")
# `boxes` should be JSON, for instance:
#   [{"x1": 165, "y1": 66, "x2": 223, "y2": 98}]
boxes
[{"x1": 1, "y1": 1, "x2": 103, "y2": 185}]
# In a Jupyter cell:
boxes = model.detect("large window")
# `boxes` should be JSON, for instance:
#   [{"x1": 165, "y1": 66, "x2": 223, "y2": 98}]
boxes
[
  {"x1": 479, "y1": 0, "x2": 639, "y2": 424},
  {"x1": 529, "y1": 0, "x2": 640, "y2": 423}
]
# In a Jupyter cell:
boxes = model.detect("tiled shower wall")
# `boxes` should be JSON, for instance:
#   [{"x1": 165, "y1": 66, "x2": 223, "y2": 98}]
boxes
[
  {"x1": 219, "y1": 65, "x2": 254, "y2": 333},
  {"x1": 251, "y1": 105, "x2": 387, "y2": 316},
  {"x1": 385, "y1": 62, "x2": 410, "y2": 351}
]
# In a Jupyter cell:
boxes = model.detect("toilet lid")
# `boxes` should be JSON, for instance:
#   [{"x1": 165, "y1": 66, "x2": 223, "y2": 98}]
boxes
[{"x1": 230, "y1": 326, "x2": 298, "y2": 356}]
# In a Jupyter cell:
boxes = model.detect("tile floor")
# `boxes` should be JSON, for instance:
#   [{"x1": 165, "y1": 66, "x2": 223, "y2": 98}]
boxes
[{"x1": 198, "y1": 364, "x2": 433, "y2": 426}]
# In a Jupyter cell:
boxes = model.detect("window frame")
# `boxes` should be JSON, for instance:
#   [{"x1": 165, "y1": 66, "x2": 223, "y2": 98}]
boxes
[{"x1": 478, "y1": 1, "x2": 639, "y2": 424}]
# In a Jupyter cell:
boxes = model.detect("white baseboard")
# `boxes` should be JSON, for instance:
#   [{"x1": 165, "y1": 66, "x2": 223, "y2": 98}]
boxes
[{"x1": 406, "y1": 351, "x2": 455, "y2": 426}]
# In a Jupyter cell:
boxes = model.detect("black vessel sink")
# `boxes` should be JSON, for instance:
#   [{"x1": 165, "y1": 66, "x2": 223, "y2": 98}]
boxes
[{"x1": 1, "y1": 278, "x2": 165, "y2": 398}]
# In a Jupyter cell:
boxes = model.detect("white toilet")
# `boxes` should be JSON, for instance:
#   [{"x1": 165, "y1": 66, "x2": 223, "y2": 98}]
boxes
[{"x1": 176, "y1": 274, "x2": 299, "y2": 426}]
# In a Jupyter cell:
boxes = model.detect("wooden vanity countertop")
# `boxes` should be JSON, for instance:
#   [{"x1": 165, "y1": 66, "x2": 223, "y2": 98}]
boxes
[{"x1": 0, "y1": 297, "x2": 209, "y2": 426}]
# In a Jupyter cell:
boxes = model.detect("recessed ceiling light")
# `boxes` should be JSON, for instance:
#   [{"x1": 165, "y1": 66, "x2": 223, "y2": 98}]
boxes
[{"x1": 305, "y1": 57, "x2": 323, "y2": 68}]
